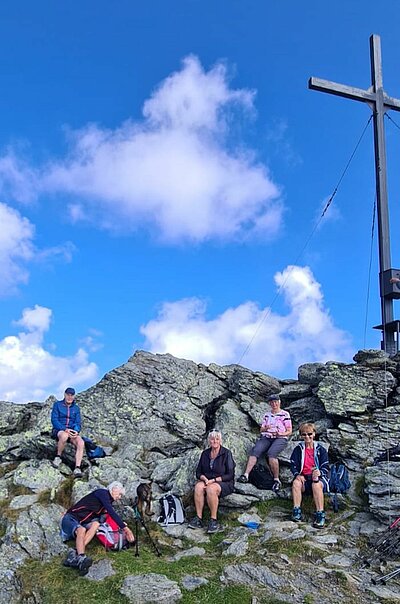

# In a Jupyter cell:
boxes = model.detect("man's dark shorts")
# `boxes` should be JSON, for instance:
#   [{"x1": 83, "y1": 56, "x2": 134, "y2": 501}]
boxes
[{"x1": 250, "y1": 437, "x2": 288, "y2": 459}]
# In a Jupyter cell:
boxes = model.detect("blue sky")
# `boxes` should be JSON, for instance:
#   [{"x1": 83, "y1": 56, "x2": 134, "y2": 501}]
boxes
[{"x1": 1, "y1": 1, "x2": 400, "y2": 402}]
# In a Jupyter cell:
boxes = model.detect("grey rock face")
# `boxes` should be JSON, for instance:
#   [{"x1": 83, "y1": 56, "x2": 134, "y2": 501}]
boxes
[
  {"x1": 120, "y1": 573, "x2": 182, "y2": 603},
  {"x1": 317, "y1": 363, "x2": 395, "y2": 417},
  {"x1": 13, "y1": 460, "x2": 64, "y2": 493},
  {"x1": 181, "y1": 575, "x2": 209, "y2": 591},
  {"x1": 222, "y1": 563, "x2": 285, "y2": 588},
  {"x1": 15, "y1": 503, "x2": 66, "y2": 560},
  {"x1": 85, "y1": 558, "x2": 116, "y2": 581}
]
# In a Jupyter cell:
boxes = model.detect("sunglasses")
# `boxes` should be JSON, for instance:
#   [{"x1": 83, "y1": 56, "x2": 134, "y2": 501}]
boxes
[{"x1": 300, "y1": 432, "x2": 314, "y2": 436}]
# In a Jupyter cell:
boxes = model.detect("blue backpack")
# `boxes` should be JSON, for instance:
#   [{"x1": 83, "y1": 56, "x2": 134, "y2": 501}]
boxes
[
  {"x1": 82, "y1": 436, "x2": 106, "y2": 460},
  {"x1": 329, "y1": 462, "x2": 351, "y2": 512}
]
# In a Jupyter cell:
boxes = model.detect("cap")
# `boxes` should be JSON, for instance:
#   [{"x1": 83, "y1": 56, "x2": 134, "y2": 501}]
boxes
[
  {"x1": 267, "y1": 394, "x2": 280, "y2": 402},
  {"x1": 65, "y1": 387, "x2": 75, "y2": 395}
]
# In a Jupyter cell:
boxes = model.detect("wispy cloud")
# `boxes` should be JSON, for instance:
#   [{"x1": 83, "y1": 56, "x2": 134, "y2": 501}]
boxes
[
  {"x1": 140, "y1": 265, "x2": 353, "y2": 377},
  {"x1": 0, "y1": 305, "x2": 98, "y2": 403},
  {"x1": 0, "y1": 56, "x2": 283, "y2": 244},
  {"x1": 0, "y1": 201, "x2": 75, "y2": 297}
]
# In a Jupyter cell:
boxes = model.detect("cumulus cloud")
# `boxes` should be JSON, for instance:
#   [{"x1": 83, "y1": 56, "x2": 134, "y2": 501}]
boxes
[
  {"x1": 140, "y1": 265, "x2": 353, "y2": 377},
  {"x1": 0, "y1": 305, "x2": 98, "y2": 403},
  {"x1": 0, "y1": 56, "x2": 282, "y2": 243}
]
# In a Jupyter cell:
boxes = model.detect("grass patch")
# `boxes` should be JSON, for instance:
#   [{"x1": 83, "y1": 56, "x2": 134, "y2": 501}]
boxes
[
  {"x1": 18, "y1": 541, "x2": 256, "y2": 604},
  {"x1": 54, "y1": 477, "x2": 74, "y2": 509},
  {"x1": 354, "y1": 475, "x2": 368, "y2": 507},
  {"x1": 256, "y1": 497, "x2": 292, "y2": 517},
  {"x1": 0, "y1": 462, "x2": 18, "y2": 479}
]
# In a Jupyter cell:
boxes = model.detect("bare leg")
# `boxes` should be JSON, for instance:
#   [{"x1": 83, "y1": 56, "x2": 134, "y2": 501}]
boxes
[
  {"x1": 56, "y1": 431, "x2": 69, "y2": 457},
  {"x1": 268, "y1": 457, "x2": 279, "y2": 480},
  {"x1": 244, "y1": 455, "x2": 257, "y2": 476},
  {"x1": 292, "y1": 477, "x2": 305, "y2": 508},
  {"x1": 312, "y1": 482, "x2": 324, "y2": 511},
  {"x1": 71, "y1": 436, "x2": 85, "y2": 467},
  {"x1": 193, "y1": 481, "x2": 206, "y2": 518},
  {"x1": 206, "y1": 484, "x2": 222, "y2": 519},
  {"x1": 75, "y1": 526, "x2": 87, "y2": 555},
  {"x1": 83, "y1": 521, "x2": 100, "y2": 547}
]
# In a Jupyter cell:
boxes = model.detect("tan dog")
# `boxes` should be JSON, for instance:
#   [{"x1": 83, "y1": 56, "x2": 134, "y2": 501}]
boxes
[{"x1": 136, "y1": 482, "x2": 153, "y2": 517}]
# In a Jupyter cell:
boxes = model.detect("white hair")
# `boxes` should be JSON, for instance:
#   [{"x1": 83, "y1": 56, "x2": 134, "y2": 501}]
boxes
[
  {"x1": 108, "y1": 481, "x2": 125, "y2": 495},
  {"x1": 208, "y1": 430, "x2": 222, "y2": 444}
]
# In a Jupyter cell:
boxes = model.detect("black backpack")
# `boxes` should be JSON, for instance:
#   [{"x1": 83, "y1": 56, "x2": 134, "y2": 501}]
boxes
[
  {"x1": 329, "y1": 462, "x2": 351, "y2": 512},
  {"x1": 248, "y1": 463, "x2": 275, "y2": 490}
]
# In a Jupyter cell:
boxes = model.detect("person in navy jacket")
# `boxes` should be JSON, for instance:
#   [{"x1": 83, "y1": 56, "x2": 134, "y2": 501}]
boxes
[
  {"x1": 51, "y1": 387, "x2": 85, "y2": 477},
  {"x1": 290, "y1": 422, "x2": 329, "y2": 528},
  {"x1": 188, "y1": 430, "x2": 235, "y2": 534}
]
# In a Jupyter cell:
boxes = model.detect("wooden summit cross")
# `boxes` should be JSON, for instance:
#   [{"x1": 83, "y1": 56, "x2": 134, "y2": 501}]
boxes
[{"x1": 309, "y1": 34, "x2": 400, "y2": 355}]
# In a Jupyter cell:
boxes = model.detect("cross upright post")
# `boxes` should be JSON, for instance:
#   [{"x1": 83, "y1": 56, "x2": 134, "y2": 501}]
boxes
[{"x1": 309, "y1": 34, "x2": 400, "y2": 354}]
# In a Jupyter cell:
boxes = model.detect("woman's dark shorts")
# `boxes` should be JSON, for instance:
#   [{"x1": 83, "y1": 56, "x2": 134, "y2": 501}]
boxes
[
  {"x1": 302, "y1": 475, "x2": 328, "y2": 495},
  {"x1": 250, "y1": 437, "x2": 288, "y2": 459}
]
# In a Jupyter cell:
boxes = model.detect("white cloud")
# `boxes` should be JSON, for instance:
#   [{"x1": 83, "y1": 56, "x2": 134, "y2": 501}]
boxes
[
  {"x1": 0, "y1": 56, "x2": 282, "y2": 243},
  {"x1": 140, "y1": 265, "x2": 353, "y2": 377},
  {"x1": 0, "y1": 305, "x2": 98, "y2": 403},
  {"x1": 0, "y1": 201, "x2": 35, "y2": 296},
  {"x1": 0, "y1": 201, "x2": 75, "y2": 297}
]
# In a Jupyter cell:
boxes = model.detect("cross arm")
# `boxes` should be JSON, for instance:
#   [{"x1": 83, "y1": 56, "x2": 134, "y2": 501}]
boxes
[
  {"x1": 308, "y1": 77, "x2": 375, "y2": 104},
  {"x1": 309, "y1": 77, "x2": 400, "y2": 112}
]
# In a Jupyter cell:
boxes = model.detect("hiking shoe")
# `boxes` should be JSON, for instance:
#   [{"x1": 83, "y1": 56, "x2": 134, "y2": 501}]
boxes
[
  {"x1": 76, "y1": 554, "x2": 93, "y2": 576},
  {"x1": 52, "y1": 455, "x2": 62, "y2": 468},
  {"x1": 237, "y1": 474, "x2": 249, "y2": 483},
  {"x1": 188, "y1": 516, "x2": 203, "y2": 529},
  {"x1": 313, "y1": 511, "x2": 326, "y2": 528},
  {"x1": 292, "y1": 507, "x2": 302, "y2": 522},
  {"x1": 272, "y1": 479, "x2": 281, "y2": 493},
  {"x1": 73, "y1": 467, "x2": 83, "y2": 478},
  {"x1": 207, "y1": 519, "x2": 222, "y2": 534},
  {"x1": 63, "y1": 549, "x2": 80, "y2": 568}
]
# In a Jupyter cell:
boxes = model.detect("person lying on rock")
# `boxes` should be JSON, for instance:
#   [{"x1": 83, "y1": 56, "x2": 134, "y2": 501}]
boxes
[
  {"x1": 51, "y1": 387, "x2": 85, "y2": 477},
  {"x1": 238, "y1": 394, "x2": 292, "y2": 492},
  {"x1": 290, "y1": 422, "x2": 329, "y2": 528},
  {"x1": 61, "y1": 481, "x2": 135, "y2": 575},
  {"x1": 188, "y1": 430, "x2": 235, "y2": 534}
]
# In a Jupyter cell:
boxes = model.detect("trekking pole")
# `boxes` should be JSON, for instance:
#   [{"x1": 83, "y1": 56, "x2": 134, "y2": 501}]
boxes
[
  {"x1": 372, "y1": 566, "x2": 400, "y2": 585},
  {"x1": 133, "y1": 505, "x2": 161, "y2": 557}
]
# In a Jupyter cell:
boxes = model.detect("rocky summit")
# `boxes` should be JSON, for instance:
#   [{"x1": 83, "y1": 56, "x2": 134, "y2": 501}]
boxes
[{"x1": 1, "y1": 349, "x2": 400, "y2": 603}]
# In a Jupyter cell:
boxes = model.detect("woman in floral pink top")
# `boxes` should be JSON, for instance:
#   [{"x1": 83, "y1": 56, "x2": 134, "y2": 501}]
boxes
[{"x1": 238, "y1": 394, "x2": 292, "y2": 492}]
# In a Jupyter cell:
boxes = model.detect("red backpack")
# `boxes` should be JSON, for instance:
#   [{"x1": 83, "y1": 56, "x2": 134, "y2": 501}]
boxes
[{"x1": 96, "y1": 514, "x2": 130, "y2": 551}]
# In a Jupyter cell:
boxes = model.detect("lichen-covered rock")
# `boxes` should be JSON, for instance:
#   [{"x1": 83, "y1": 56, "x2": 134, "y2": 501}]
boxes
[
  {"x1": 120, "y1": 573, "x2": 182, "y2": 603},
  {"x1": 15, "y1": 503, "x2": 67, "y2": 560},
  {"x1": 0, "y1": 543, "x2": 28, "y2": 604},
  {"x1": 317, "y1": 363, "x2": 396, "y2": 417},
  {"x1": 364, "y1": 463, "x2": 400, "y2": 521},
  {"x1": 222, "y1": 563, "x2": 285, "y2": 588},
  {"x1": 13, "y1": 460, "x2": 64, "y2": 493}
]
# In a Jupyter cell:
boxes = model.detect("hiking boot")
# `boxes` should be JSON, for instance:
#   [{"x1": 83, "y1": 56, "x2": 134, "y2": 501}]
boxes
[
  {"x1": 272, "y1": 479, "x2": 281, "y2": 493},
  {"x1": 63, "y1": 549, "x2": 79, "y2": 567},
  {"x1": 188, "y1": 516, "x2": 203, "y2": 529},
  {"x1": 76, "y1": 554, "x2": 93, "y2": 576},
  {"x1": 73, "y1": 467, "x2": 83, "y2": 478},
  {"x1": 207, "y1": 519, "x2": 222, "y2": 534},
  {"x1": 313, "y1": 511, "x2": 326, "y2": 529},
  {"x1": 237, "y1": 474, "x2": 249, "y2": 483},
  {"x1": 292, "y1": 507, "x2": 302, "y2": 522},
  {"x1": 52, "y1": 455, "x2": 62, "y2": 468}
]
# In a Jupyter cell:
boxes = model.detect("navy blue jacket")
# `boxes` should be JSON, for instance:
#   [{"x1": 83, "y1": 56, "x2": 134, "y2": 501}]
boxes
[
  {"x1": 196, "y1": 446, "x2": 235, "y2": 491},
  {"x1": 290, "y1": 442, "x2": 330, "y2": 491},
  {"x1": 67, "y1": 488, "x2": 125, "y2": 529},
  {"x1": 51, "y1": 399, "x2": 81, "y2": 433}
]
